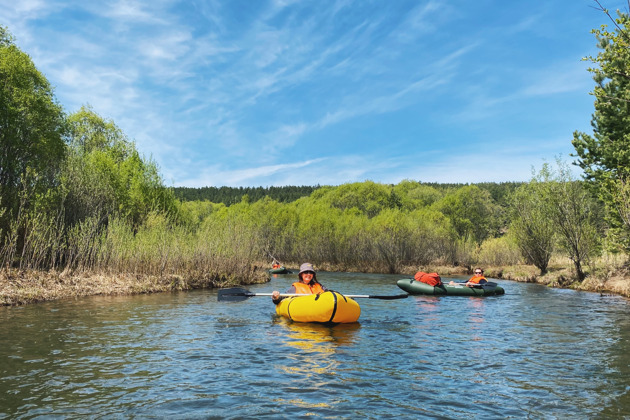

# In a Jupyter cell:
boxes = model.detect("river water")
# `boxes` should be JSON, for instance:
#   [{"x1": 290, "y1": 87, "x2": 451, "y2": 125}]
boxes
[{"x1": 1, "y1": 272, "x2": 630, "y2": 419}]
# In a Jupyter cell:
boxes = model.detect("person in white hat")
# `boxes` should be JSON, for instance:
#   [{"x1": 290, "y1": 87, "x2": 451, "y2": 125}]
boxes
[{"x1": 271, "y1": 262, "x2": 328, "y2": 304}]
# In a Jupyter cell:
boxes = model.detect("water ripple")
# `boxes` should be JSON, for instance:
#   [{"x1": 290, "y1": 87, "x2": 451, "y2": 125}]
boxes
[{"x1": 1, "y1": 274, "x2": 630, "y2": 418}]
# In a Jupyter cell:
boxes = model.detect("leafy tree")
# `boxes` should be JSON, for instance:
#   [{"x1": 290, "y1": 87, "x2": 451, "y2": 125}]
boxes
[
  {"x1": 572, "y1": 5, "x2": 630, "y2": 251},
  {"x1": 62, "y1": 106, "x2": 177, "y2": 229},
  {"x1": 248, "y1": 196, "x2": 299, "y2": 261},
  {"x1": 292, "y1": 200, "x2": 343, "y2": 263},
  {"x1": 0, "y1": 27, "x2": 67, "y2": 236},
  {"x1": 177, "y1": 200, "x2": 220, "y2": 228},
  {"x1": 367, "y1": 208, "x2": 416, "y2": 273},
  {"x1": 477, "y1": 234, "x2": 522, "y2": 267},
  {"x1": 538, "y1": 161, "x2": 601, "y2": 281},
  {"x1": 312, "y1": 181, "x2": 400, "y2": 218},
  {"x1": 509, "y1": 180, "x2": 556, "y2": 275},
  {"x1": 392, "y1": 180, "x2": 444, "y2": 210},
  {"x1": 432, "y1": 185, "x2": 499, "y2": 244},
  {"x1": 510, "y1": 161, "x2": 601, "y2": 279}
]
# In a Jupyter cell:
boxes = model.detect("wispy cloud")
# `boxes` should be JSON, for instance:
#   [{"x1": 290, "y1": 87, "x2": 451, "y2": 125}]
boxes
[
  {"x1": 1, "y1": 0, "x2": 611, "y2": 187},
  {"x1": 103, "y1": 0, "x2": 169, "y2": 23},
  {"x1": 520, "y1": 62, "x2": 592, "y2": 97},
  {"x1": 180, "y1": 158, "x2": 327, "y2": 187}
]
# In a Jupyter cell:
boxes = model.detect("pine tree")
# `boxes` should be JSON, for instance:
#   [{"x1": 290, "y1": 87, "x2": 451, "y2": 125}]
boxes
[{"x1": 572, "y1": 4, "x2": 630, "y2": 251}]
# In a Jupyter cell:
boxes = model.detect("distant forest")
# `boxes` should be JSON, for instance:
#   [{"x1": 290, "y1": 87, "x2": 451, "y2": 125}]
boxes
[
  {"x1": 172, "y1": 182, "x2": 525, "y2": 206},
  {"x1": 173, "y1": 185, "x2": 322, "y2": 204}
]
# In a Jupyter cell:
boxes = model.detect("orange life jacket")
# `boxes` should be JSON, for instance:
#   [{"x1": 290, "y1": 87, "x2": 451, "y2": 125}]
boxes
[
  {"x1": 293, "y1": 281, "x2": 325, "y2": 295},
  {"x1": 272, "y1": 263, "x2": 280, "y2": 268},
  {"x1": 468, "y1": 275, "x2": 487, "y2": 284},
  {"x1": 414, "y1": 271, "x2": 442, "y2": 286}
]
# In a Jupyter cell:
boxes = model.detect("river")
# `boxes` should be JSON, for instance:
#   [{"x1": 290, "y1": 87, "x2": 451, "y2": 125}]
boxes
[{"x1": 1, "y1": 272, "x2": 629, "y2": 419}]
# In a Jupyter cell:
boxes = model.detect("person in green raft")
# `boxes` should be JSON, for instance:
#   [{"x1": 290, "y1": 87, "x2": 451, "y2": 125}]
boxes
[{"x1": 449, "y1": 267, "x2": 488, "y2": 287}]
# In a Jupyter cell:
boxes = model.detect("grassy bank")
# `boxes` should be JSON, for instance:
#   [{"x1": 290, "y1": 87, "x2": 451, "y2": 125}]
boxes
[
  {"x1": 0, "y1": 268, "x2": 268, "y2": 306},
  {"x1": 494, "y1": 265, "x2": 630, "y2": 298}
]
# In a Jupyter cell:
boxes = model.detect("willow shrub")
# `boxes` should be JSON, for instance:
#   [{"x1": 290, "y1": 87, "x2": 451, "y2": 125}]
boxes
[
  {"x1": 292, "y1": 201, "x2": 343, "y2": 264},
  {"x1": 476, "y1": 235, "x2": 522, "y2": 266},
  {"x1": 99, "y1": 211, "x2": 263, "y2": 284},
  {"x1": 363, "y1": 208, "x2": 457, "y2": 273},
  {"x1": 247, "y1": 197, "x2": 299, "y2": 263},
  {"x1": 198, "y1": 211, "x2": 263, "y2": 282}
]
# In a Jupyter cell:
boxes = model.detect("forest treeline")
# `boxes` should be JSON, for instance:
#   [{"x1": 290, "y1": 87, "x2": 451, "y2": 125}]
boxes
[
  {"x1": 173, "y1": 185, "x2": 322, "y2": 205},
  {"x1": 1, "y1": 7, "x2": 630, "y2": 302},
  {"x1": 172, "y1": 182, "x2": 523, "y2": 207}
]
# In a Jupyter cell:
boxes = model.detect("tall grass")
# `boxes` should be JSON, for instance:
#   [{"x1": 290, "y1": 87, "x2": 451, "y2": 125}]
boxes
[{"x1": 0, "y1": 210, "x2": 265, "y2": 289}]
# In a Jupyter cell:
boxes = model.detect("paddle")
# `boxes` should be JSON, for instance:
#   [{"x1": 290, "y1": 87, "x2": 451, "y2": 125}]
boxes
[
  {"x1": 266, "y1": 251, "x2": 283, "y2": 266},
  {"x1": 266, "y1": 252, "x2": 292, "y2": 273},
  {"x1": 447, "y1": 281, "x2": 498, "y2": 289},
  {"x1": 218, "y1": 287, "x2": 409, "y2": 302}
]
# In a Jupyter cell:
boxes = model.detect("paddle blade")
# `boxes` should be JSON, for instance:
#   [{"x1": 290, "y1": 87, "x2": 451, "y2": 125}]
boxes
[
  {"x1": 367, "y1": 294, "x2": 409, "y2": 300},
  {"x1": 218, "y1": 287, "x2": 254, "y2": 302},
  {"x1": 469, "y1": 281, "x2": 498, "y2": 289}
]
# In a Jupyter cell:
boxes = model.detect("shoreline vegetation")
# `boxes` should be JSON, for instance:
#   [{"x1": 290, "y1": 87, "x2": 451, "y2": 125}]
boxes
[
  {"x1": 3, "y1": 12, "x2": 630, "y2": 307},
  {"x1": 2, "y1": 258, "x2": 629, "y2": 306}
]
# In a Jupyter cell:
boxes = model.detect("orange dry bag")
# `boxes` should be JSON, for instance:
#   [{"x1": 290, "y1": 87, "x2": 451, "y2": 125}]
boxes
[{"x1": 414, "y1": 271, "x2": 442, "y2": 286}]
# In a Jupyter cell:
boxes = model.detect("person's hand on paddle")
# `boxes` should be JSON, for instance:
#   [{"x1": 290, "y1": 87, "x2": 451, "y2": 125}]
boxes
[{"x1": 271, "y1": 290, "x2": 280, "y2": 300}]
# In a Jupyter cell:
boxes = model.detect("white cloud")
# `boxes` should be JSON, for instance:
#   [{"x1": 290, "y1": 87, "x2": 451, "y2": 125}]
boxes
[
  {"x1": 179, "y1": 158, "x2": 327, "y2": 187},
  {"x1": 520, "y1": 62, "x2": 592, "y2": 97}
]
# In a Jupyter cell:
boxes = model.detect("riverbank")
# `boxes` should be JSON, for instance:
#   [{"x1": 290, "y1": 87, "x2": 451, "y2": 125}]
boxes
[
  {"x1": 2, "y1": 260, "x2": 629, "y2": 306},
  {"x1": 0, "y1": 268, "x2": 268, "y2": 306},
  {"x1": 493, "y1": 264, "x2": 630, "y2": 297}
]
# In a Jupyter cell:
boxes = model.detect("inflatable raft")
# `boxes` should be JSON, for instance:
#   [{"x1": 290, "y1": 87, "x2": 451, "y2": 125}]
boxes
[
  {"x1": 269, "y1": 266, "x2": 290, "y2": 274},
  {"x1": 396, "y1": 279, "x2": 505, "y2": 296},
  {"x1": 275, "y1": 291, "x2": 361, "y2": 323}
]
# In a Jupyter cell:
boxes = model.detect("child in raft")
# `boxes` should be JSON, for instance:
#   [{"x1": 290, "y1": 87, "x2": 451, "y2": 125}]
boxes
[{"x1": 271, "y1": 263, "x2": 328, "y2": 304}]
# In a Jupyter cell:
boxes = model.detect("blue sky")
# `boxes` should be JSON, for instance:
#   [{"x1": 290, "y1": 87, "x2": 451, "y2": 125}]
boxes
[{"x1": 1, "y1": 0, "x2": 627, "y2": 187}]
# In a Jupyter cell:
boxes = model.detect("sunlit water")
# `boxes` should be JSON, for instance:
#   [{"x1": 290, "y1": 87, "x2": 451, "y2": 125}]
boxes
[{"x1": 1, "y1": 272, "x2": 630, "y2": 419}]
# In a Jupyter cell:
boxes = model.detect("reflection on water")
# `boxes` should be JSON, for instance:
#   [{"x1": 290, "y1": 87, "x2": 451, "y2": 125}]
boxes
[
  {"x1": 1, "y1": 273, "x2": 630, "y2": 418},
  {"x1": 278, "y1": 319, "x2": 360, "y2": 349},
  {"x1": 271, "y1": 320, "x2": 361, "y2": 412}
]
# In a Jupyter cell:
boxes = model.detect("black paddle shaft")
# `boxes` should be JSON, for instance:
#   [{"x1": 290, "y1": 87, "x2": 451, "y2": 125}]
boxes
[{"x1": 217, "y1": 287, "x2": 409, "y2": 302}]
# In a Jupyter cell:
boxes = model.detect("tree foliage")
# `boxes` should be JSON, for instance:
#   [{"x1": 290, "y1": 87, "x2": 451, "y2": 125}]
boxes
[
  {"x1": 0, "y1": 26, "x2": 67, "y2": 235},
  {"x1": 510, "y1": 161, "x2": 602, "y2": 279},
  {"x1": 62, "y1": 106, "x2": 177, "y2": 230},
  {"x1": 572, "y1": 6, "x2": 630, "y2": 250},
  {"x1": 311, "y1": 181, "x2": 402, "y2": 218},
  {"x1": 509, "y1": 179, "x2": 556, "y2": 275},
  {"x1": 432, "y1": 185, "x2": 499, "y2": 244},
  {"x1": 173, "y1": 185, "x2": 319, "y2": 204}
]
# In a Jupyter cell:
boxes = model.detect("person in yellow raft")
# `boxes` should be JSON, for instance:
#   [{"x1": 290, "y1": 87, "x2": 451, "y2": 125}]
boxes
[
  {"x1": 449, "y1": 267, "x2": 488, "y2": 287},
  {"x1": 271, "y1": 263, "x2": 328, "y2": 304}
]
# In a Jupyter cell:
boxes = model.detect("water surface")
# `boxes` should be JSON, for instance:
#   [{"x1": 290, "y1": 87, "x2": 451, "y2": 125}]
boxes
[{"x1": 1, "y1": 272, "x2": 629, "y2": 418}]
